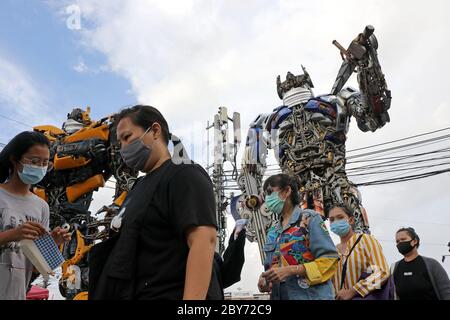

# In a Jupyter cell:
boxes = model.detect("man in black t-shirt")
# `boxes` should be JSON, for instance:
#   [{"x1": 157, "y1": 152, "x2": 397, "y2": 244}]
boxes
[
  {"x1": 394, "y1": 227, "x2": 450, "y2": 300},
  {"x1": 93, "y1": 105, "x2": 218, "y2": 300},
  {"x1": 132, "y1": 159, "x2": 217, "y2": 299},
  {"x1": 394, "y1": 255, "x2": 438, "y2": 300}
]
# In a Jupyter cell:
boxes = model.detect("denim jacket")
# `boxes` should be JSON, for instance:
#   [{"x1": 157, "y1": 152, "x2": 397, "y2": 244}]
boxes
[{"x1": 263, "y1": 208, "x2": 338, "y2": 300}]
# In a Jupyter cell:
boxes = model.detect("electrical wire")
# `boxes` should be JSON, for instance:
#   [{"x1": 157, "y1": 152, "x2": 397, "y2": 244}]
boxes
[
  {"x1": 369, "y1": 216, "x2": 450, "y2": 228},
  {"x1": 347, "y1": 134, "x2": 450, "y2": 160},
  {"x1": 217, "y1": 128, "x2": 450, "y2": 188},
  {"x1": 354, "y1": 168, "x2": 450, "y2": 186},
  {"x1": 347, "y1": 126, "x2": 450, "y2": 153},
  {"x1": 348, "y1": 161, "x2": 450, "y2": 177},
  {"x1": 0, "y1": 114, "x2": 32, "y2": 128},
  {"x1": 377, "y1": 239, "x2": 447, "y2": 247}
]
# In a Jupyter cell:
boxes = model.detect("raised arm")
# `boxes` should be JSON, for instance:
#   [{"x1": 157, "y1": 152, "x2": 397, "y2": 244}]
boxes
[
  {"x1": 332, "y1": 25, "x2": 392, "y2": 132},
  {"x1": 236, "y1": 112, "x2": 275, "y2": 264}
]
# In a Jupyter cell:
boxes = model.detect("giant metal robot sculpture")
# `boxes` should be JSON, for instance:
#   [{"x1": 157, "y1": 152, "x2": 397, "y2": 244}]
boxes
[
  {"x1": 32, "y1": 107, "x2": 138, "y2": 299},
  {"x1": 233, "y1": 25, "x2": 391, "y2": 264}
]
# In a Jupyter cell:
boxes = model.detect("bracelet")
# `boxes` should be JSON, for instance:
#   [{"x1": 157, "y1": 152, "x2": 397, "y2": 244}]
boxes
[{"x1": 296, "y1": 264, "x2": 306, "y2": 275}]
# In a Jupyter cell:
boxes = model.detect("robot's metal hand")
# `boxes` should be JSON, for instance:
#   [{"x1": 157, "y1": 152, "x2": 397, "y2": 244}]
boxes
[
  {"x1": 337, "y1": 86, "x2": 379, "y2": 132},
  {"x1": 333, "y1": 25, "x2": 391, "y2": 132}
]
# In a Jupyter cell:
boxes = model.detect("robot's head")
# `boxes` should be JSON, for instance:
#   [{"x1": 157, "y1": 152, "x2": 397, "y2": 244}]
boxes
[
  {"x1": 62, "y1": 107, "x2": 92, "y2": 134},
  {"x1": 276, "y1": 65, "x2": 314, "y2": 107}
]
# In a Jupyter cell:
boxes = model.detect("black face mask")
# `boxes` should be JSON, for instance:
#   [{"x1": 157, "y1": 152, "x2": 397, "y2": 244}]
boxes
[{"x1": 397, "y1": 240, "x2": 415, "y2": 255}]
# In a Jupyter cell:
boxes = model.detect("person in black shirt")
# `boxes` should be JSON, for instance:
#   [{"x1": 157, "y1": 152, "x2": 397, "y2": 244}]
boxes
[
  {"x1": 90, "y1": 105, "x2": 218, "y2": 300},
  {"x1": 393, "y1": 227, "x2": 450, "y2": 300},
  {"x1": 213, "y1": 220, "x2": 247, "y2": 299}
]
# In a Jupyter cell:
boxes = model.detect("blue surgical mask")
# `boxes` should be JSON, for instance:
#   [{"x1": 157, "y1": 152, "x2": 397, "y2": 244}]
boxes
[
  {"x1": 330, "y1": 220, "x2": 351, "y2": 237},
  {"x1": 18, "y1": 163, "x2": 47, "y2": 185},
  {"x1": 265, "y1": 191, "x2": 285, "y2": 216}
]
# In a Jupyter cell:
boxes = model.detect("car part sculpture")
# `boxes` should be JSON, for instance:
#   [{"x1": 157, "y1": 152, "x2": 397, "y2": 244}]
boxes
[
  {"x1": 233, "y1": 25, "x2": 391, "y2": 263},
  {"x1": 32, "y1": 107, "x2": 138, "y2": 299}
]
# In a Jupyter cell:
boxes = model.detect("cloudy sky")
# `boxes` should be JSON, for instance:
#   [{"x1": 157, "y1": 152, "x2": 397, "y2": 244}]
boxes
[{"x1": 1, "y1": 0, "x2": 450, "y2": 295}]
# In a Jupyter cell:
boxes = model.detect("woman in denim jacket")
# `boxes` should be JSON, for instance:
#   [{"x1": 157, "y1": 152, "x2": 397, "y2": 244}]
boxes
[{"x1": 257, "y1": 174, "x2": 339, "y2": 300}]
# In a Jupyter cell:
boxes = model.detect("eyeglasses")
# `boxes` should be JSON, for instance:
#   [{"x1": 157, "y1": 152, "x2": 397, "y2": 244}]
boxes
[{"x1": 21, "y1": 156, "x2": 54, "y2": 171}]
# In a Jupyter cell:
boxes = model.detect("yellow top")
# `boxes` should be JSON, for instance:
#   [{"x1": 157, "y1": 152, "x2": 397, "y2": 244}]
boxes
[{"x1": 332, "y1": 233, "x2": 390, "y2": 297}]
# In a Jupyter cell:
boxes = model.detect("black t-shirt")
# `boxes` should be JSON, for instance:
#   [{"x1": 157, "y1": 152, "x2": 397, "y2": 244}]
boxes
[
  {"x1": 125, "y1": 159, "x2": 217, "y2": 299},
  {"x1": 394, "y1": 255, "x2": 438, "y2": 300}
]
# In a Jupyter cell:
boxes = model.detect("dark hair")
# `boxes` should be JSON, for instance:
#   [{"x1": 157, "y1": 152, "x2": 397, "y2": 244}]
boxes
[
  {"x1": 396, "y1": 227, "x2": 420, "y2": 248},
  {"x1": 0, "y1": 131, "x2": 50, "y2": 183},
  {"x1": 115, "y1": 105, "x2": 170, "y2": 145},
  {"x1": 330, "y1": 204, "x2": 354, "y2": 218},
  {"x1": 263, "y1": 174, "x2": 301, "y2": 206}
]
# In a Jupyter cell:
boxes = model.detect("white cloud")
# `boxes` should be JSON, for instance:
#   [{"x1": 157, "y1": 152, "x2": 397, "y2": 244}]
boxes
[
  {"x1": 73, "y1": 59, "x2": 88, "y2": 73},
  {"x1": 49, "y1": 0, "x2": 450, "y2": 293},
  {"x1": 0, "y1": 53, "x2": 57, "y2": 141},
  {"x1": 72, "y1": 56, "x2": 111, "y2": 74}
]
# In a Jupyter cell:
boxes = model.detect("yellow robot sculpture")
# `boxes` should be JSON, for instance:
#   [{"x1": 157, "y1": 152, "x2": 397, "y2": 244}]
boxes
[{"x1": 33, "y1": 107, "x2": 138, "y2": 300}]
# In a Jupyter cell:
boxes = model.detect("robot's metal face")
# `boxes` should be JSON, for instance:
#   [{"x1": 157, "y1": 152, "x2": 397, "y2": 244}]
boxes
[
  {"x1": 68, "y1": 108, "x2": 86, "y2": 123},
  {"x1": 276, "y1": 65, "x2": 314, "y2": 107},
  {"x1": 63, "y1": 119, "x2": 84, "y2": 134}
]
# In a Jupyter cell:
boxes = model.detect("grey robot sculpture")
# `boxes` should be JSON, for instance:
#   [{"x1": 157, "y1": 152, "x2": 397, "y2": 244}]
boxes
[{"x1": 234, "y1": 25, "x2": 391, "y2": 263}]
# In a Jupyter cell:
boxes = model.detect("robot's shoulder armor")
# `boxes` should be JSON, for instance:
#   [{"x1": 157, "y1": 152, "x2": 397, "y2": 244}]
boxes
[
  {"x1": 33, "y1": 125, "x2": 66, "y2": 143},
  {"x1": 313, "y1": 94, "x2": 338, "y2": 105},
  {"x1": 250, "y1": 113, "x2": 270, "y2": 129},
  {"x1": 304, "y1": 95, "x2": 338, "y2": 119},
  {"x1": 336, "y1": 86, "x2": 360, "y2": 104},
  {"x1": 266, "y1": 105, "x2": 293, "y2": 131}
]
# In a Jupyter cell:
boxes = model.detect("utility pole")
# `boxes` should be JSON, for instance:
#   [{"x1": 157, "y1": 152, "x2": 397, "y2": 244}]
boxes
[{"x1": 206, "y1": 107, "x2": 241, "y2": 255}]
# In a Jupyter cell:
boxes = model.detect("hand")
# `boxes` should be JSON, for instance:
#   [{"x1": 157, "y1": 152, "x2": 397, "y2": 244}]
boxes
[
  {"x1": 258, "y1": 274, "x2": 272, "y2": 293},
  {"x1": 8, "y1": 222, "x2": 47, "y2": 242},
  {"x1": 262, "y1": 266, "x2": 294, "y2": 283},
  {"x1": 51, "y1": 226, "x2": 71, "y2": 246},
  {"x1": 336, "y1": 288, "x2": 358, "y2": 300}
]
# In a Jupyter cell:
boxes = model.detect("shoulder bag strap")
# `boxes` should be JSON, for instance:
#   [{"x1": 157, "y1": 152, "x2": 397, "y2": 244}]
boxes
[{"x1": 340, "y1": 234, "x2": 364, "y2": 290}]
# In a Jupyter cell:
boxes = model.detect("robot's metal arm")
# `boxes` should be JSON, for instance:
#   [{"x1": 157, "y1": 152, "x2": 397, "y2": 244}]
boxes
[
  {"x1": 241, "y1": 113, "x2": 270, "y2": 177},
  {"x1": 332, "y1": 25, "x2": 391, "y2": 132},
  {"x1": 86, "y1": 119, "x2": 139, "y2": 241},
  {"x1": 336, "y1": 86, "x2": 385, "y2": 133},
  {"x1": 236, "y1": 112, "x2": 279, "y2": 264}
]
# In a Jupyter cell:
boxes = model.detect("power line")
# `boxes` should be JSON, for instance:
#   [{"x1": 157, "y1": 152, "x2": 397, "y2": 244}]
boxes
[
  {"x1": 348, "y1": 161, "x2": 450, "y2": 177},
  {"x1": 347, "y1": 134, "x2": 450, "y2": 160},
  {"x1": 347, "y1": 151, "x2": 450, "y2": 171},
  {"x1": 347, "y1": 147, "x2": 450, "y2": 165},
  {"x1": 369, "y1": 216, "x2": 450, "y2": 228},
  {"x1": 347, "y1": 126, "x2": 450, "y2": 153},
  {"x1": 349, "y1": 137, "x2": 450, "y2": 165},
  {"x1": 220, "y1": 131, "x2": 450, "y2": 186},
  {"x1": 0, "y1": 114, "x2": 32, "y2": 128},
  {"x1": 378, "y1": 239, "x2": 447, "y2": 247},
  {"x1": 354, "y1": 168, "x2": 450, "y2": 186}
]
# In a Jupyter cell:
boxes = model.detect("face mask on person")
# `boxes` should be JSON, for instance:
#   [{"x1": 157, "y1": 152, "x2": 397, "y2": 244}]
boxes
[
  {"x1": 397, "y1": 240, "x2": 415, "y2": 255},
  {"x1": 330, "y1": 219, "x2": 351, "y2": 237},
  {"x1": 18, "y1": 163, "x2": 47, "y2": 185},
  {"x1": 120, "y1": 126, "x2": 153, "y2": 171},
  {"x1": 265, "y1": 191, "x2": 286, "y2": 217}
]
